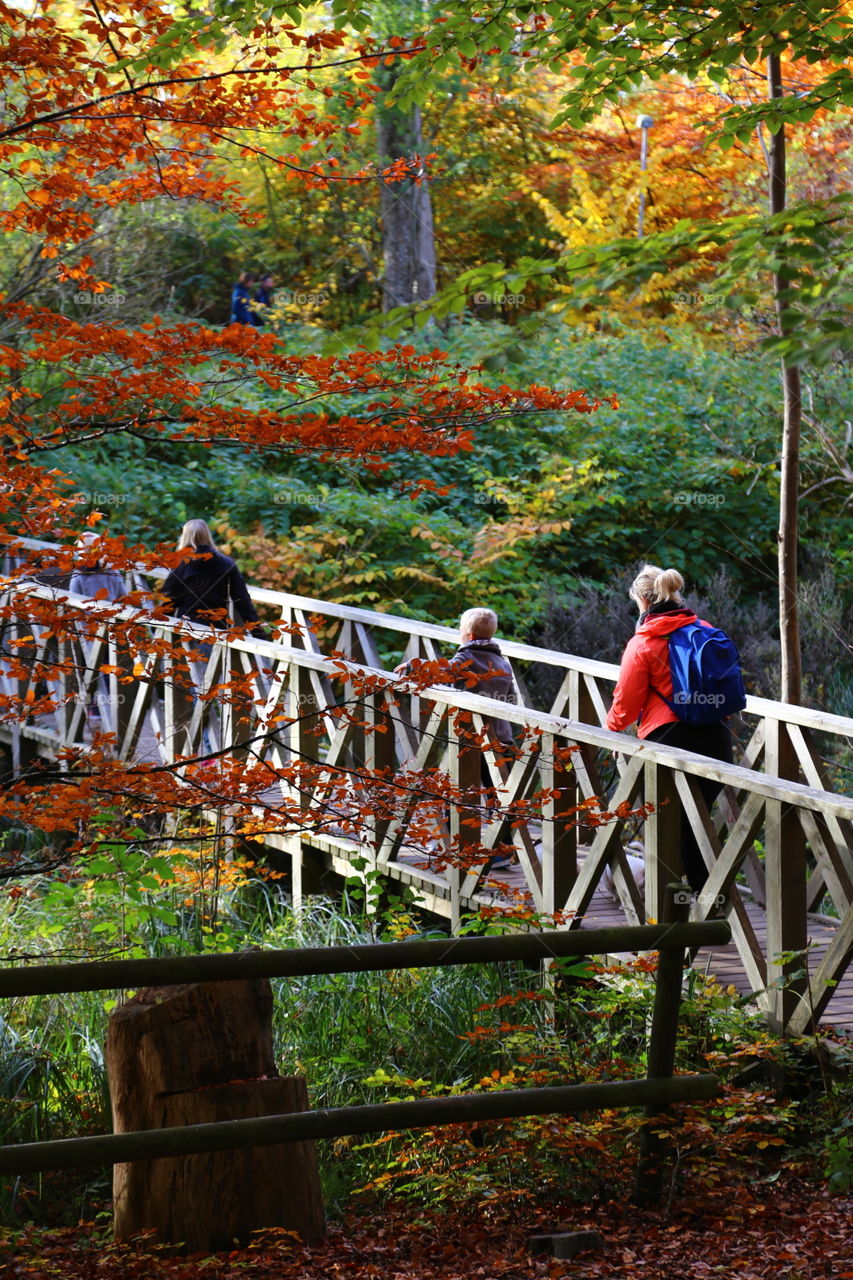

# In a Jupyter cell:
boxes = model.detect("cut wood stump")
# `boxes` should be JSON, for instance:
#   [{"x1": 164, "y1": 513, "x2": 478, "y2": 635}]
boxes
[{"x1": 106, "y1": 978, "x2": 325, "y2": 1253}]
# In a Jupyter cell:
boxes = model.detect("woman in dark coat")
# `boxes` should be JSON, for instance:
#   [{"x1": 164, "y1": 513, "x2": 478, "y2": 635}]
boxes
[
  {"x1": 163, "y1": 519, "x2": 265, "y2": 758},
  {"x1": 163, "y1": 519, "x2": 263, "y2": 636}
]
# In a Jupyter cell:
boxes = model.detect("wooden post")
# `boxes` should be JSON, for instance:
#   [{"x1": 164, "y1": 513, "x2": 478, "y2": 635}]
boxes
[
  {"x1": 284, "y1": 662, "x2": 315, "y2": 898},
  {"x1": 11, "y1": 723, "x2": 40, "y2": 777},
  {"x1": 106, "y1": 978, "x2": 325, "y2": 1253},
  {"x1": 644, "y1": 760, "x2": 682, "y2": 924},
  {"x1": 568, "y1": 671, "x2": 609, "y2": 797},
  {"x1": 162, "y1": 625, "x2": 195, "y2": 763},
  {"x1": 51, "y1": 634, "x2": 73, "y2": 748},
  {"x1": 634, "y1": 882, "x2": 690, "y2": 1205},
  {"x1": 287, "y1": 662, "x2": 318, "y2": 782},
  {"x1": 338, "y1": 622, "x2": 365, "y2": 769},
  {"x1": 540, "y1": 733, "x2": 577, "y2": 917},
  {"x1": 364, "y1": 689, "x2": 396, "y2": 855},
  {"x1": 9, "y1": 608, "x2": 39, "y2": 773},
  {"x1": 287, "y1": 831, "x2": 305, "y2": 913},
  {"x1": 219, "y1": 643, "x2": 254, "y2": 762},
  {"x1": 107, "y1": 630, "x2": 135, "y2": 754},
  {"x1": 448, "y1": 711, "x2": 480, "y2": 929},
  {"x1": 764, "y1": 718, "x2": 808, "y2": 1032}
]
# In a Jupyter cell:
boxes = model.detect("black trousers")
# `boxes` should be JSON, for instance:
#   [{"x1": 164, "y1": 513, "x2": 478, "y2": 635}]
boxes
[{"x1": 645, "y1": 719, "x2": 733, "y2": 894}]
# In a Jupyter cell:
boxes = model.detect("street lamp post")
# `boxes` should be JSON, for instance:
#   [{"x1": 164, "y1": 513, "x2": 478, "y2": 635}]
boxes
[{"x1": 637, "y1": 114, "x2": 654, "y2": 238}]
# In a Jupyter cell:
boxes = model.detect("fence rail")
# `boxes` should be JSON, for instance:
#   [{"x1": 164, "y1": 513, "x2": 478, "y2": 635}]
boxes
[
  {"x1": 0, "y1": 900, "x2": 727, "y2": 1189},
  {"x1": 0, "y1": 921, "x2": 727, "y2": 997},
  {"x1": 2, "y1": 540, "x2": 853, "y2": 1036},
  {"x1": 0, "y1": 1077, "x2": 720, "y2": 1178}
]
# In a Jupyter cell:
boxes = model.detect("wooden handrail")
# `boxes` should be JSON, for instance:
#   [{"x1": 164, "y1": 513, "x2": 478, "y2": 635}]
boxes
[
  {"x1": 5, "y1": 536, "x2": 852, "y2": 738},
  {"x1": 0, "y1": 1075, "x2": 720, "y2": 1177},
  {"x1": 0, "y1": 920, "x2": 731, "y2": 998},
  {"x1": 4, "y1": 580, "x2": 853, "y2": 819}
]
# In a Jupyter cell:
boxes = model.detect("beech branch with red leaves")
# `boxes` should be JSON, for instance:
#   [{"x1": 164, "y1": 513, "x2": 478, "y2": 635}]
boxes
[{"x1": 0, "y1": 0, "x2": 620, "y2": 905}]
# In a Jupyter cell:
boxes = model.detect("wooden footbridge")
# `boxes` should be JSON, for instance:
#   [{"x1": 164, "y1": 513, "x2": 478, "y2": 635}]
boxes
[{"x1": 2, "y1": 539, "x2": 853, "y2": 1038}]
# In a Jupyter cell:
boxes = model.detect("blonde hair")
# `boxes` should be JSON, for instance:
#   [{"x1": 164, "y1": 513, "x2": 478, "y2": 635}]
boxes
[
  {"x1": 630, "y1": 564, "x2": 685, "y2": 609},
  {"x1": 459, "y1": 607, "x2": 498, "y2": 641},
  {"x1": 177, "y1": 519, "x2": 216, "y2": 551},
  {"x1": 74, "y1": 531, "x2": 104, "y2": 565}
]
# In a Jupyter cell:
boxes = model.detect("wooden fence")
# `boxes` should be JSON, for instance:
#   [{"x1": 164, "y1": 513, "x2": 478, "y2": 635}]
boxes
[
  {"x1": 0, "y1": 893, "x2": 727, "y2": 1206},
  {"x1": 1, "y1": 540, "x2": 852, "y2": 1036}
]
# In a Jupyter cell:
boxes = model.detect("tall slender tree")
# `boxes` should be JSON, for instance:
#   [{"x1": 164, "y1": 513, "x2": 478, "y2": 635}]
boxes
[
  {"x1": 376, "y1": 73, "x2": 437, "y2": 310},
  {"x1": 767, "y1": 52, "x2": 804, "y2": 704},
  {"x1": 374, "y1": 0, "x2": 437, "y2": 311}
]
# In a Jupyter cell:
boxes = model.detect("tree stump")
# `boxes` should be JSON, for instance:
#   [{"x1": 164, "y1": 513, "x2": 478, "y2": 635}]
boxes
[{"x1": 106, "y1": 978, "x2": 325, "y2": 1252}]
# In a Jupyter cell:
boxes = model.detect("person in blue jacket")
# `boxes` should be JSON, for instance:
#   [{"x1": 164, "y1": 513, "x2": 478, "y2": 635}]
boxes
[
  {"x1": 70, "y1": 532, "x2": 126, "y2": 603},
  {"x1": 229, "y1": 271, "x2": 256, "y2": 325},
  {"x1": 251, "y1": 273, "x2": 275, "y2": 327}
]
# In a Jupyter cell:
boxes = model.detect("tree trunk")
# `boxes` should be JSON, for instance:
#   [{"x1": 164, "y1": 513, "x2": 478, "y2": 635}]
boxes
[
  {"x1": 376, "y1": 71, "x2": 437, "y2": 312},
  {"x1": 767, "y1": 52, "x2": 803, "y2": 706},
  {"x1": 106, "y1": 979, "x2": 325, "y2": 1253}
]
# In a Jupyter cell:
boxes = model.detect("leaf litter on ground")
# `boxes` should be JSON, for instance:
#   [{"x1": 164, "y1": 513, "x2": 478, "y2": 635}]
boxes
[{"x1": 2, "y1": 1177, "x2": 851, "y2": 1280}]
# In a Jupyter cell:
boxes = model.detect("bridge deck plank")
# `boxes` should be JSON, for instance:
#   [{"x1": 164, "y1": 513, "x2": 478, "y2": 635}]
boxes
[{"x1": 297, "y1": 828, "x2": 853, "y2": 1035}]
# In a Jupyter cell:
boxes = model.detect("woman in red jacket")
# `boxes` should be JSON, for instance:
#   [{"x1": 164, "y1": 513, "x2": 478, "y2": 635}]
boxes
[{"x1": 606, "y1": 565, "x2": 733, "y2": 897}]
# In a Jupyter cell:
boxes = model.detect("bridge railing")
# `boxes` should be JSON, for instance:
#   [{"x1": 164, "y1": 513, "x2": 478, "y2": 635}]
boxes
[
  {"x1": 1, "y1": 544, "x2": 852, "y2": 1036},
  {"x1": 238, "y1": 574, "x2": 853, "y2": 936}
]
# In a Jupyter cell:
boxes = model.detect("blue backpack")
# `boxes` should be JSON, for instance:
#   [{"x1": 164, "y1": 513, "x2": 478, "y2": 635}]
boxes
[{"x1": 662, "y1": 622, "x2": 746, "y2": 725}]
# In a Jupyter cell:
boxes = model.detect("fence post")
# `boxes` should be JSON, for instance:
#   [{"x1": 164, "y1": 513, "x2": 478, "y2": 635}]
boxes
[
  {"x1": 644, "y1": 760, "x2": 682, "y2": 925},
  {"x1": 219, "y1": 641, "x2": 254, "y2": 763},
  {"x1": 634, "y1": 881, "x2": 690, "y2": 1205},
  {"x1": 283, "y1": 662, "x2": 317, "y2": 904},
  {"x1": 7, "y1": 604, "x2": 40, "y2": 775},
  {"x1": 107, "y1": 628, "x2": 135, "y2": 753},
  {"x1": 540, "y1": 733, "x2": 577, "y2": 916},
  {"x1": 161, "y1": 625, "x2": 195, "y2": 764},
  {"x1": 364, "y1": 689, "x2": 396, "y2": 855},
  {"x1": 448, "y1": 710, "x2": 480, "y2": 930},
  {"x1": 107, "y1": 978, "x2": 325, "y2": 1253},
  {"x1": 764, "y1": 718, "x2": 808, "y2": 1033}
]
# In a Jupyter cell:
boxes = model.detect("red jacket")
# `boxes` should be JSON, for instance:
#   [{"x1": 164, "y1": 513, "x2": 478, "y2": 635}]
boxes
[{"x1": 606, "y1": 607, "x2": 712, "y2": 739}]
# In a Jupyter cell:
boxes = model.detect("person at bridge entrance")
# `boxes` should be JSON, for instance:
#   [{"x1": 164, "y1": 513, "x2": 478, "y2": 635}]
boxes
[
  {"x1": 397, "y1": 607, "x2": 518, "y2": 869},
  {"x1": 69, "y1": 531, "x2": 127, "y2": 605},
  {"x1": 397, "y1": 607, "x2": 518, "y2": 775},
  {"x1": 450, "y1": 607, "x2": 520, "y2": 867},
  {"x1": 163, "y1": 519, "x2": 266, "y2": 758},
  {"x1": 606, "y1": 565, "x2": 737, "y2": 898},
  {"x1": 69, "y1": 531, "x2": 127, "y2": 740}
]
